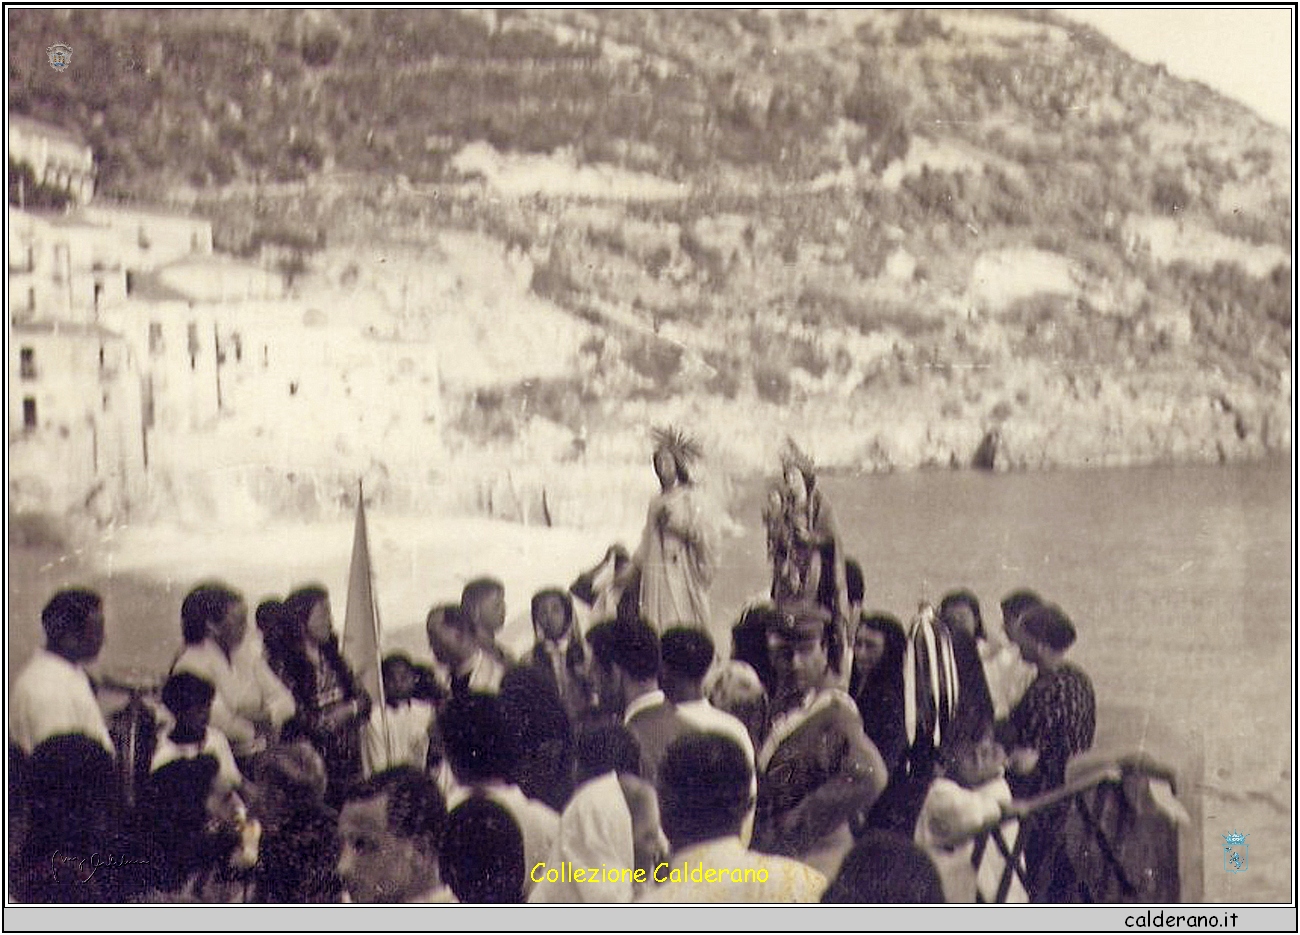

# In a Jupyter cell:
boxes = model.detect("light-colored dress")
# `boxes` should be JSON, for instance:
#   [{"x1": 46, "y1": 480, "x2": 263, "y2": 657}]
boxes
[
  {"x1": 362, "y1": 699, "x2": 434, "y2": 776},
  {"x1": 636, "y1": 484, "x2": 715, "y2": 632}
]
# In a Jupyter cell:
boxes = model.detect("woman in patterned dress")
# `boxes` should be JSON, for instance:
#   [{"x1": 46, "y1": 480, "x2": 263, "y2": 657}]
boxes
[
  {"x1": 278, "y1": 586, "x2": 371, "y2": 806},
  {"x1": 996, "y1": 603, "x2": 1096, "y2": 899},
  {"x1": 997, "y1": 604, "x2": 1096, "y2": 799}
]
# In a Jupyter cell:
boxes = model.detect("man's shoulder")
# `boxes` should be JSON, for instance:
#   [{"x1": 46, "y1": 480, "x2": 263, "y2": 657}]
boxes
[
  {"x1": 493, "y1": 783, "x2": 560, "y2": 825},
  {"x1": 173, "y1": 641, "x2": 222, "y2": 673},
  {"x1": 626, "y1": 698, "x2": 682, "y2": 728},
  {"x1": 678, "y1": 703, "x2": 753, "y2": 750},
  {"x1": 13, "y1": 651, "x2": 80, "y2": 698},
  {"x1": 754, "y1": 850, "x2": 829, "y2": 891},
  {"x1": 12, "y1": 651, "x2": 53, "y2": 687}
]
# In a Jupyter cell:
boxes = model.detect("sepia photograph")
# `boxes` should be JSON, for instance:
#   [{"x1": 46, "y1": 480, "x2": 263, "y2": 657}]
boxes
[{"x1": 5, "y1": 5, "x2": 1294, "y2": 927}]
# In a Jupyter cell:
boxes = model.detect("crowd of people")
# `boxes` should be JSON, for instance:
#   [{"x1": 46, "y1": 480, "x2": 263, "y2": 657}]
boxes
[{"x1": 9, "y1": 430, "x2": 1099, "y2": 904}]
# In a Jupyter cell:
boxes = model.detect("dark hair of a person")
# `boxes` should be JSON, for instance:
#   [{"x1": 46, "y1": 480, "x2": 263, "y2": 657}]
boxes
[
  {"x1": 938, "y1": 589, "x2": 985, "y2": 640},
  {"x1": 255, "y1": 598, "x2": 284, "y2": 634},
  {"x1": 848, "y1": 612, "x2": 909, "y2": 774},
  {"x1": 529, "y1": 587, "x2": 574, "y2": 631},
  {"x1": 844, "y1": 559, "x2": 865, "y2": 607},
  {"x1": 343, "y1": 766, "x2": 447, "y2": 860},
  {"x1": 24, "y1": 733, "x2": 122, "y2": 858},
  {"x1": 1020, "y1": 603, "x2": 1077, "y2": 652},
  {"x1": 441, "y1": 693, "x2": 517, "y2": 785},
  {"x1": 731, "y1": 603, "x2": 780, "y2": 696},
  {"x1": 660, "y1": 627, "x2": 715, "y2": 681},
  {"x1": 180, "y1": 583, "x2": 241, "y2": 645},
  {"x1": 821, "y1": 830, "x2": 945, "y2": 903},
  {"x1": 441, "y1": 796, "x2": 526, "y2": 903},
  {"x1": 573, "y1": 723, "x2": 641, "y2": 785},
  {"x1": 461, "y1": 577, "x2": 504, "y2": 616},
  {"x1": 161, "y1": 671, "x2": 216, "y2": 717},
  {"x1": 279, "y1": 585, "x2": 364, "y2": 715},
  {"x1": 40, "y1": 588, "x2": 101, "y2": 645},
  {"x1": 281, "y1": 585, "x2": 330, "y2": 644},
  {"x1": 426, "y1": 602, "x2": 470, "y2": 636},
  {"x1": 851, "y1": 613, "x2": 907, "y2": 683},
  {"x1": 657, "y1": 733, "x2": 752, "y2": 848},
  {"x1": 999, "y1": 589, "x2": 1042, "y2": 624},
  {"x1": 586, "y1": 617, "x2": 660, "y2": 682},
  {"x1": 381, "y1": 652, "x2": 415, "y2": 681},
  {"x1": 500, "y1": 666, "x2": 571, "y2": 744}
]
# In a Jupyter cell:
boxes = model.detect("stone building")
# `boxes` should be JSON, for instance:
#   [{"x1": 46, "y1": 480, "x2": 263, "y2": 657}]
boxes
[{"x1": 8, "y1": 115, "x2": 96, "y2": 205}]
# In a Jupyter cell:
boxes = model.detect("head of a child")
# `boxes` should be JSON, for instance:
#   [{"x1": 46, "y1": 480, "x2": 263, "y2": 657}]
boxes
[
  {"x1": 382, "y1": 653, "x2": 418, "y2": 704},
  {"x1": 940, "y1": 728, "x2": 1005, "y2": 789},
  {"x1": 162, "y1": 672, "x2": 216, "y2": 742}
]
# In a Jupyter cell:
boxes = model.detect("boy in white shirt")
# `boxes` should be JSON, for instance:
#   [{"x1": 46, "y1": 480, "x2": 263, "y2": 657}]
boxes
[
  {"x1": 913, "y1": 727, "x2": 1028, "y2": 903},
  {"x1": 363, "y1": 653, "x2": 436, "y2": 776}
]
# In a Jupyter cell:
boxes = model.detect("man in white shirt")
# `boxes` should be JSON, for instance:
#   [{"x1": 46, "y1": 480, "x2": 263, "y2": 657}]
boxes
[
  {"x1": 639, "y1": 733, "x2": 826, "y2": 903},
  {"x1": 426, "y1": 603, "x2": 507, "y2": 697},
  {"x1": 439, "y1": 692, "x2": 558, "y2": 897},
  {"x1": 11, "y1": 588, "x2": 114, "y2": 757},
  {"x1": 587, "y1": 617, "x2": 692, "y2": 787},
  {"x1": 661, "y1": 627, "x2": 757, "y2": 844},
  {"x1": 172, "y1": 583, "x2": 295, "y2": 760},
  {"x1": 661, "y1": 628, "x2": 756, "y2": 768},
  {"x1": 461, "y1": 577, "x2": 513, "y2": 665}
]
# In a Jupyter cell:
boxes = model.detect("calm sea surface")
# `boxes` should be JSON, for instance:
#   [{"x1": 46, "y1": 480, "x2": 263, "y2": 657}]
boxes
[{"x1": 9, "y1": 462, "x2": 1292, "y2": 901}]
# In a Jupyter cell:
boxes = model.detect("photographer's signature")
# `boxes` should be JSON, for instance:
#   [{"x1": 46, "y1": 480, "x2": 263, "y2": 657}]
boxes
[{"x1": 50, "y1": 850, "x2": 150, "y2": 883}]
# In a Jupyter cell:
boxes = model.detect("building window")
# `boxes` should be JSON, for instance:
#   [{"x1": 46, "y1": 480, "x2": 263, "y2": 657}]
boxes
[
  {"x1": 125, "y1": 271, "x2": 135, "y2": 295},
  {"x1": 149, "y1": 321, "x2": 164, "y2": 356},
  {"x1": 27, "y1": 287, "x2": 36, "y2": 312},
  {"x1": 22, "y1": 397, "x2": 37, "y2": 430},
  {"x1": 20, "y1": 347, "x2": 36, "y2": 380},
  {"x1": 187, "y1": 322, "x2": 200, "y2": 370}
]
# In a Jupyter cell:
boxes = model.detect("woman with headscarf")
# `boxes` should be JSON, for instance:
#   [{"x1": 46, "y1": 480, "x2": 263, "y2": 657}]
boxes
[
  {"x1": 764, "y1": 439, "x2": 848, "y2": 625},
  {"x1": 278, "y1": 586, "x2": 371, "y2": 805},
  {"x1": 848, "y1": 612, "x2": 909, "y2": 779},
  {"x1": 627, "y1": 426, "x2": 716, "y2": 633}
]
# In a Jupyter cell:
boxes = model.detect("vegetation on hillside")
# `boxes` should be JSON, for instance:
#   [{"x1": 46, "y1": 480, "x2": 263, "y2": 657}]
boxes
[{"x1": 9, "y1": 8, "x2": 1291, "y2": 474}]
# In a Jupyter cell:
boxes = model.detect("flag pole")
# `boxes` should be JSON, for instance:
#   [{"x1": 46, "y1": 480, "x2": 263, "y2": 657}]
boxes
[
  {"x1": 344, "y1": 478, "x2": 394, "y2": 773},
  {"x1": 361, "y1": 479, "x2": 393, "y2": 767},
  {"x1": 364, "y1": 483, "x2": 392, "y2": 769}
]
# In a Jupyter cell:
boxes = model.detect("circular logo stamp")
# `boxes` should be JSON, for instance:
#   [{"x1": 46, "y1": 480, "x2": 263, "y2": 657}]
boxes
[{"x1": 46, "y1": 43, "x2": 73, "y2": 71}]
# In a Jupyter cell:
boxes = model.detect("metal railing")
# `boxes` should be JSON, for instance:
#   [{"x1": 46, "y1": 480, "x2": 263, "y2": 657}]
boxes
[{"x1": 966, "y1": 755, "x2": 1187, "y2": 903}]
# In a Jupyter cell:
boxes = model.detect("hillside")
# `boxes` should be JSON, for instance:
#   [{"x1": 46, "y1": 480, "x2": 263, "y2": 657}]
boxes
[{"x1": 8, "y1": 8, "x2": 1292, "y2": 509}]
